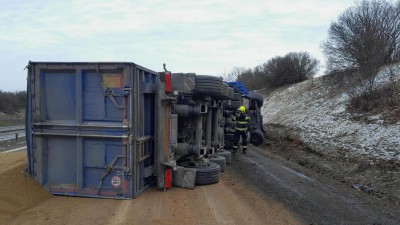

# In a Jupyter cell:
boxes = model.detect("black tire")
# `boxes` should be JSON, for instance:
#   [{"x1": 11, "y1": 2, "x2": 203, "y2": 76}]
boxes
[
  {"x1": 248, "y1": 92, "x2": 264, "y2": 107},
  {"x1": 195, "y1": 89, "x2": 223, "y2": 96},
  {"x1": 196, "y1": 82, "x2": 223, "y2": 87},
  {"x1": 195, "y1": 75, "x2": 224, "y2": 96},
  {"x1": 179, "y1": 161, "x2": 220, "y2": 185},
  {"x1": 195, "y1": 83, "x2": 223, "y2": 89},
  {"x1": 196, "y1": 75, "x2": 222, "y2": 81},
  {"x1": 195, "y1": 86, "x2": 223, "y2": 95},
  {"x1": 215, "y1": 150, "x2": 232, "y2": 164},
  {"x1": 214, "y1": 84, "x2": 230, "y2": 100},
  {"x1": 250, "y1": 129, "x2": 264, "y2": 146},
  {"x1": 209, "y1": 155, "x2": 226, "y2": 172},
  {"x1": 195, "y1": 76, "x2": 223, "y2": 88}
]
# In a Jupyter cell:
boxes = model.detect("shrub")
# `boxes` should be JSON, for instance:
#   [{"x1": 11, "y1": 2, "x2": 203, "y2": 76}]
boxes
[
  {"x1": 323, "y1": 0, "x2": 400, "y2": 92},
  {"x1": 0, "y1": 91, "x2": 26, "y2": 114},
  {"x1": 265, "y1": 52, "x2": 319, "y2": 88},
  {"x1": 347, "y1": 68, "x2": 400, "y2": 123}
]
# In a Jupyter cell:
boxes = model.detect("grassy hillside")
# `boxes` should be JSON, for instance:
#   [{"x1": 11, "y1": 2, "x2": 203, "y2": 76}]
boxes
[{"x1": 261, "y1": 64, "x2": 400, "y2": 161}]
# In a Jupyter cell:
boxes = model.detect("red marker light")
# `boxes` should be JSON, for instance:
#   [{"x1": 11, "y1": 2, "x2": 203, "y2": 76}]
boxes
[
  {"x1": 165, "y1": 73, "x2": 171, "y2": 93},
  {"x1": 165, "y1": 167, "x2": 172, "y2": 189}
]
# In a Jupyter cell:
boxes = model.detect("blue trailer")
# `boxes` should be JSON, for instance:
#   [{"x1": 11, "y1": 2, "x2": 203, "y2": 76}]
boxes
[{"x1": 26, "y1": 62, "x2": 167, "y2": 199}]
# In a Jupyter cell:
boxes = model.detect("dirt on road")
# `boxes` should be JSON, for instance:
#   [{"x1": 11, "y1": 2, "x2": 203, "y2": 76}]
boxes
[
  {"x1": 0, "y1": 152, "x2": 52, "y2": 223},
  {"x1": 264, "y1": 123, "x2": 400, "y2": 207},
  {"x1": 0, "y1": 151, "x2": 302, "y2": 225}
]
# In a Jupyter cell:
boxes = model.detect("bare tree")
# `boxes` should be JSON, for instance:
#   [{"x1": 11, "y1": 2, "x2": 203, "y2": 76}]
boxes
[
  {"x1": 322, "y1": 0, "x2": 400, "y2": 91},
  {"x1": 265, "y1": 52, "x2": 319, "y2": 88},
  {"x1": 223, "y1": 52, "x2": 318, "y2": 90},
  {"x1": 236, "y1": 68, "x2": 261, "y2": 90},
  {"x1": 221, "y1": 67, "x2": 248, "y2": 82}
]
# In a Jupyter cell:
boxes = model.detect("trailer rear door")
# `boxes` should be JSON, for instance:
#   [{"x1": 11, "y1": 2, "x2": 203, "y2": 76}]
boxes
[{"x1": 26, "y1": 62, "x2": 158, "y2": 199}]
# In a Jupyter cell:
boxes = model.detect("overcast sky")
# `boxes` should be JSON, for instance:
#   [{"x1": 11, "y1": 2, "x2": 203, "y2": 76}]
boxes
[{"x1": 0, "y1": 0, "x2": 355, "y2": 91}]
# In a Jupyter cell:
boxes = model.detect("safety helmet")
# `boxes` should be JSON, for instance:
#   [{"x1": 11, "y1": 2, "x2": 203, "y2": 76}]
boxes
[{"x1": 238, "y1": 106, "x2": 246, "y2": 112}]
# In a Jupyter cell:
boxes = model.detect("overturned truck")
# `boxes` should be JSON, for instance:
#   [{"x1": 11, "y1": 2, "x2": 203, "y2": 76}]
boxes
[{"x1": 26, "y1": 62, "x2": 265, "y2": 199}]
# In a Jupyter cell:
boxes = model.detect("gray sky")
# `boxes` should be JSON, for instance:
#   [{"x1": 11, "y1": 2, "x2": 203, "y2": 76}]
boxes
[{"x1": 0, "y1": 0, "x2": 355, "y2": 91}]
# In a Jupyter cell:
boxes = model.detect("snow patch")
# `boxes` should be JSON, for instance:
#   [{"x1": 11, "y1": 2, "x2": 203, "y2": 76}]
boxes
[{"x1": 262, "y1": 65, "x2": 400, "y2": 161}]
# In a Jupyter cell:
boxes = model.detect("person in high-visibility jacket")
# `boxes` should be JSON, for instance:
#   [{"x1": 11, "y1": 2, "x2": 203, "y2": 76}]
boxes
[{"x1": 233, "y1": 106, "x2": 251, "y2": 154}]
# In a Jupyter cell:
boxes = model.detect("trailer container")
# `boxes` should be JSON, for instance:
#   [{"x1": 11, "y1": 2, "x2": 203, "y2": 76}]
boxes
[{"x1": 26, "y1": 62, "x2": 162, "y2": 199}]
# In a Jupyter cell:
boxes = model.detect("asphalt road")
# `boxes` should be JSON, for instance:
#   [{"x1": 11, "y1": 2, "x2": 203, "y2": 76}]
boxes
[{"x1": 230, "y1": 146, "x2": 400, "y2": 225}]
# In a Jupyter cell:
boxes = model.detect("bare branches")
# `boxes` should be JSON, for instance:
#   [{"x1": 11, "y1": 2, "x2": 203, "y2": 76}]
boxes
[
  {"x1": 223, "y1": 52, "x2": 319, "y2": 90},
  {"x1": 221, "y1": 67, "x2": 248, "y2": 82},
  {"x1": 323, "y1": 0, "x2": 400, "y2": 75}
]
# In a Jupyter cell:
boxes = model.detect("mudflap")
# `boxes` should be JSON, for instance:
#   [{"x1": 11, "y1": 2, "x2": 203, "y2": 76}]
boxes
[{"x1": 172, "y1": 166, "x2": 196, "y2": 189}]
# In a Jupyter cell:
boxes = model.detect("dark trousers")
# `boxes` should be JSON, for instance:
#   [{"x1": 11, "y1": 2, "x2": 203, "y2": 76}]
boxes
[{"x1": 233, "y1": 130, "x2": 248, "y2": 152}]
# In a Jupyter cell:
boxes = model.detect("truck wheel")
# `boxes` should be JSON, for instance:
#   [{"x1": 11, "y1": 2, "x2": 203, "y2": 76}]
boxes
[
  {"x1": 215, "y1": 150, "x2": 232, "y2": 164},
  {"x1": 250, "y1": 129, "x2": 264, "y2": 146},
  {"x1": 216, "y1": 84, "x2": 230, "y2": 100},
  {"x1": 209, "y1": 155, "x2": 226, "y2": 172},
  {"x1": 179, "y1": 161, "x2": 220, "y2": 185},
  {"x1": 195, "y1": 75, "x2": 224, "y2": 96}
]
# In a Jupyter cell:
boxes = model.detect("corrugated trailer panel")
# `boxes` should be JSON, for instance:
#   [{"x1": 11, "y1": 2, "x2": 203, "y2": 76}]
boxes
[{"x1": 26, "y1": 62, "x2": 158, "y2": 199}]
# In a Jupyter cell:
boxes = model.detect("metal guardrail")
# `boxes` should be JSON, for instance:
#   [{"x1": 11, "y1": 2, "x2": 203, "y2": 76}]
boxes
[
  {"x1": 0, "y1": 125, "x2": 25, "y2": 132},
  {"x1": 0, "y1": 125, "x2": 25, "y2": 142}
]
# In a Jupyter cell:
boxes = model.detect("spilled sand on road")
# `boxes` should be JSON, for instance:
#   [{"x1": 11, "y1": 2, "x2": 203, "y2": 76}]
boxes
[
  {"x1": 0, "y1": 152, "x2": 52, "y2": 224},
  {"x1": 0, "y1": 151, "x2": 303, "y2": 225}
]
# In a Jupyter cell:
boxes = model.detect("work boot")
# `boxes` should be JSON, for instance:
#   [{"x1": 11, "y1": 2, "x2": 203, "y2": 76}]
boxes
[
  {"x1": 232, "y1": 145, "x2": 238, "y2": 153},
  {"x1": 243, "y1": 146, "x2": 247, "y2": 154}
]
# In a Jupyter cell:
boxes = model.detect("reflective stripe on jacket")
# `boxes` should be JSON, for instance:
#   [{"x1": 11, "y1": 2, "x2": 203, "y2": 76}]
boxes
[{"x1": 235, "y1": 113, "x2": 250, "y2": 131}]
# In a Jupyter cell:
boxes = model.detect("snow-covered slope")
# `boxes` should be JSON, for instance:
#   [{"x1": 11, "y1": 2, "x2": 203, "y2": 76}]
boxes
[{"x1": 262, "y1": 65, "x2": 400, "y2": 161}]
